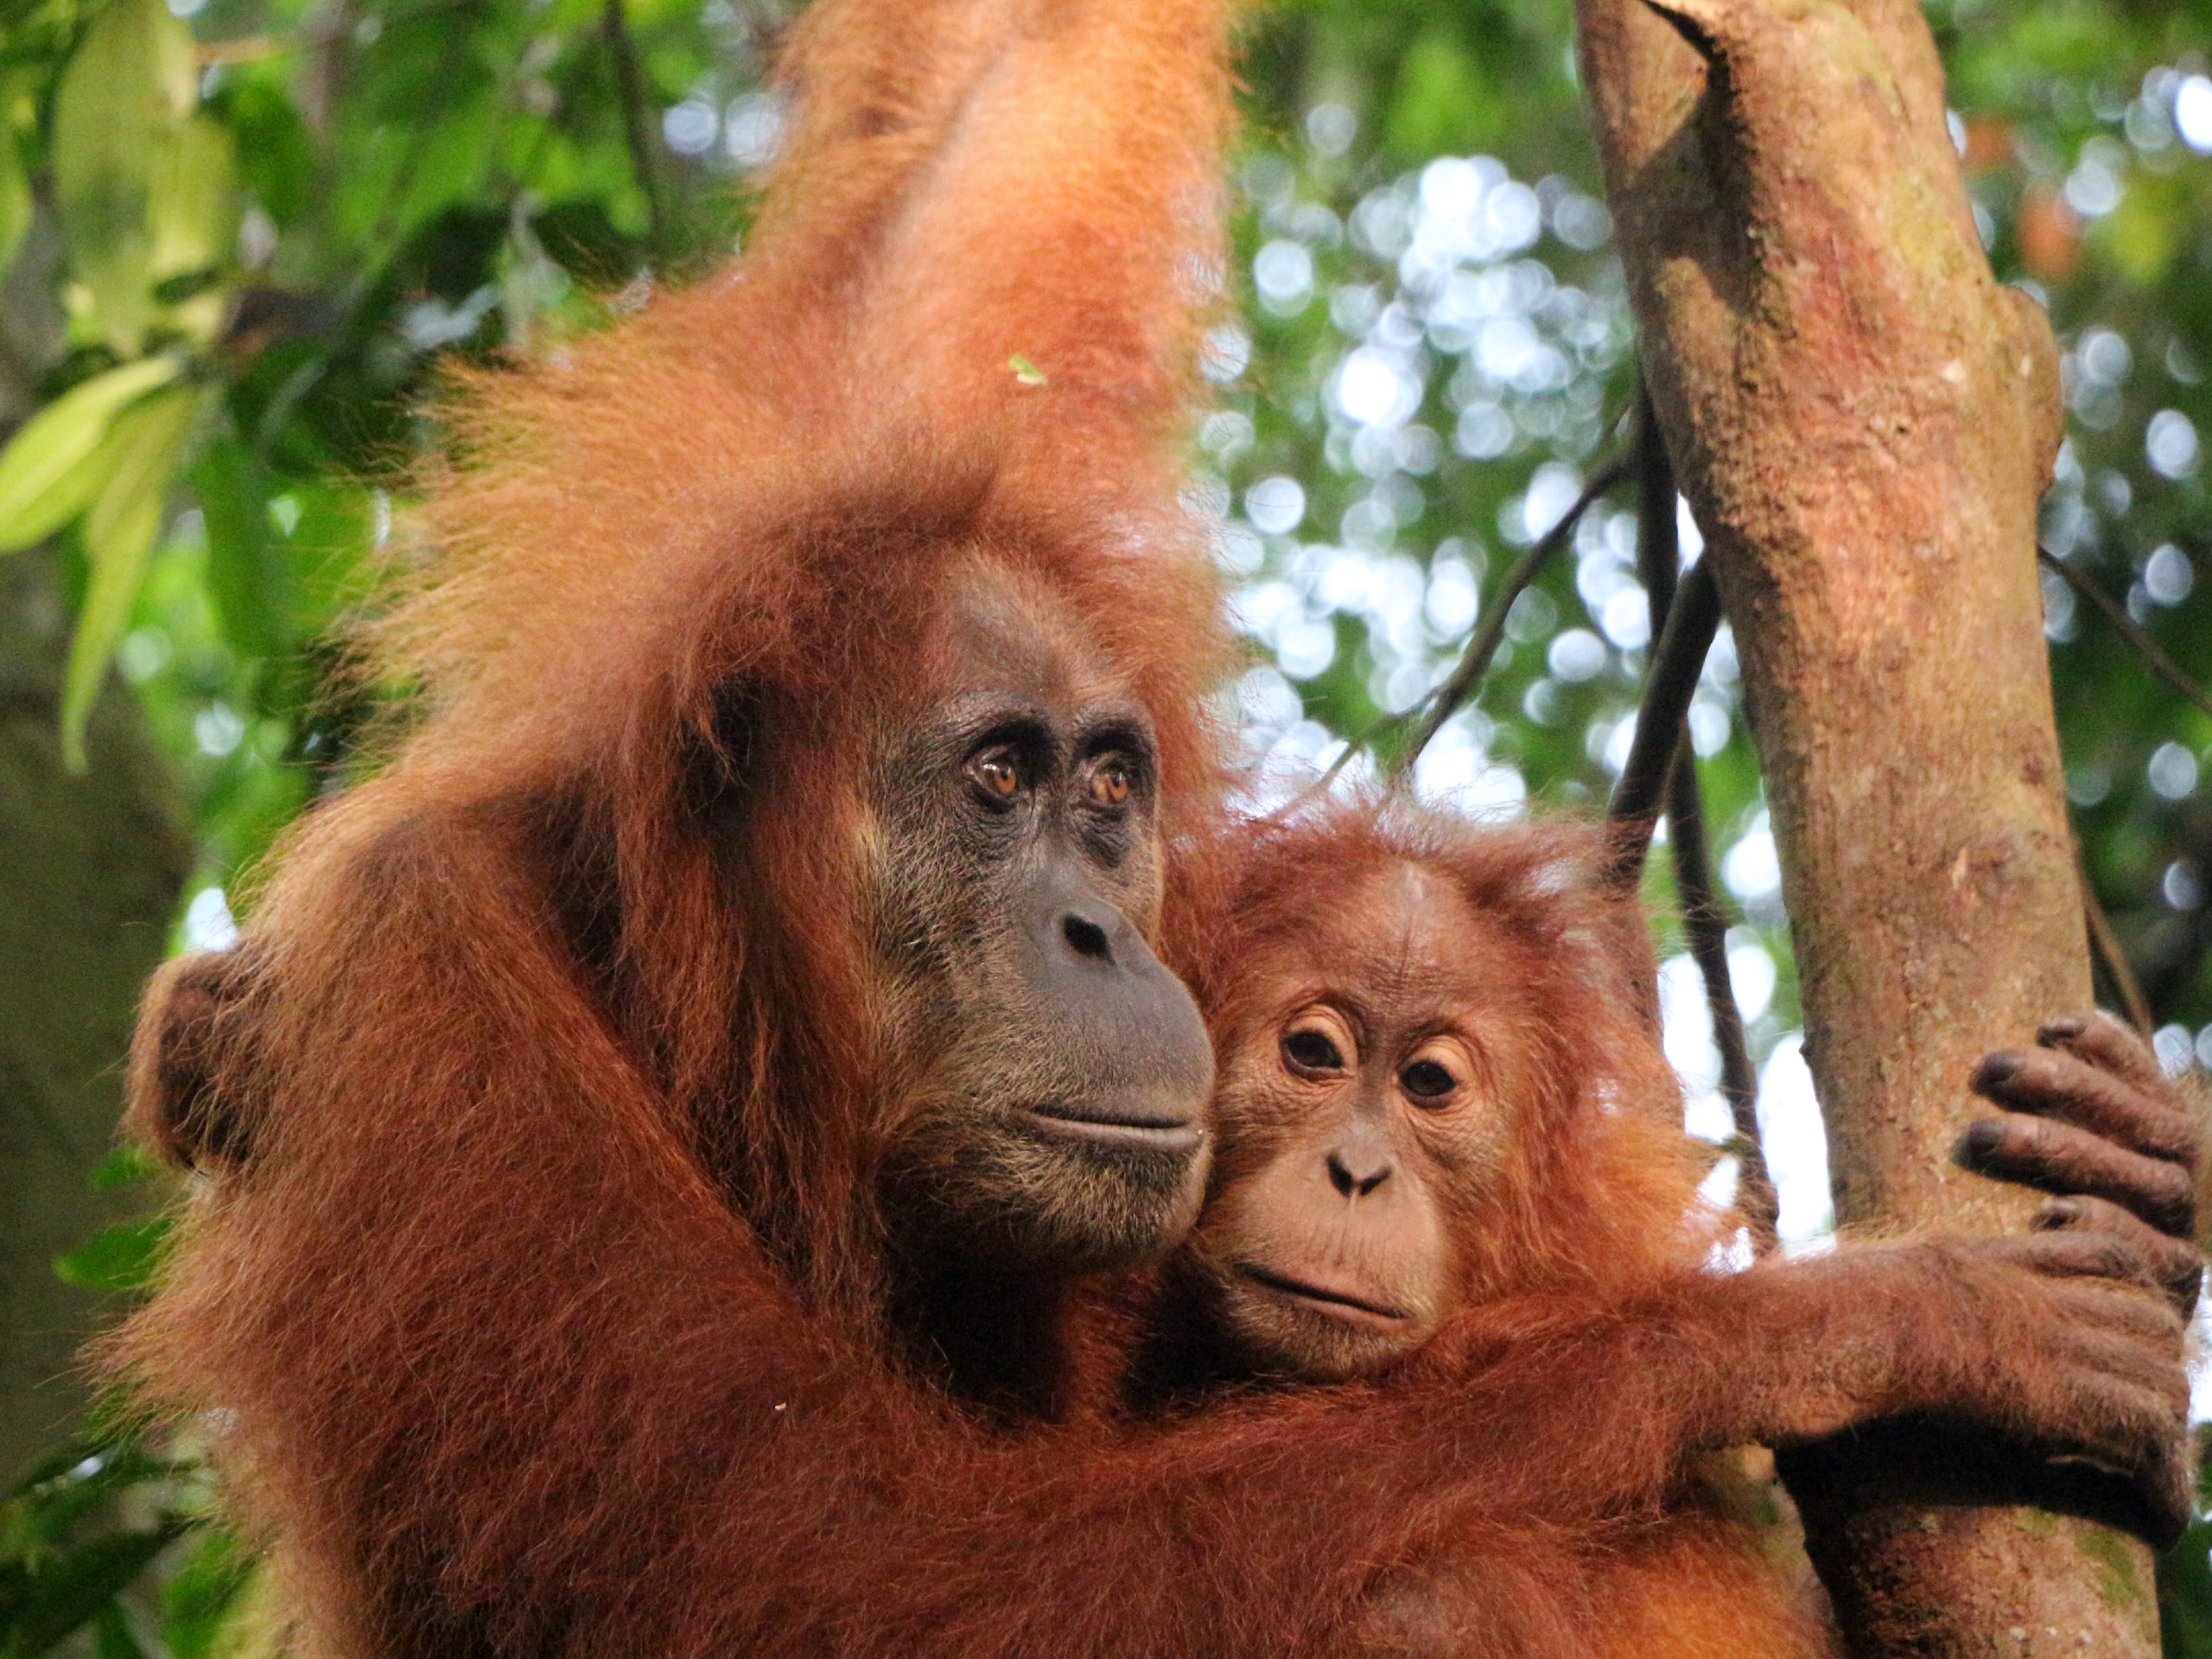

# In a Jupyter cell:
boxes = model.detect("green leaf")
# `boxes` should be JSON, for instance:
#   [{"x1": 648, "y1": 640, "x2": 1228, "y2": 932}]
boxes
[
  {"x1": 156, "y1": 1530, "x2": 254, "y2": 1659},
  {"x1": 94, "y1": 1600, "x2": 151, "y2": 1659},
  {"x1": 2160, "y1": 1515, "x2": 2212, "y2": 1659},
  {"x1": 0, "y1": 358, "x2": 182, "y2": 553},
  {"x1": 1382, "y1": 28, "x2": 1500, "y2": 162},
  {"x1": 0, "y1": 1524, "x2": 184, "y2": 1656},
  {"x1": 52, "y1": 1216, "x2": 169, "y2": 1294},
  {"x1": 211, "y1": 75, "x2": 313, "y2": 231},
  {"x1": 3, "y1": 1440, "x2": 170, "y2": 1515},
  {"x1": 51, "y1": 0, "x2": 196, "y2": 355},
  {"x1": 86, "y1": 1145, "x2": 155, "y2": 1192},
  {"x1": 60, "y1": 384, "x2": 204, "y2": 772},
  {"x1": 3, "y1": 1441, "x2": 150, "y2": 1523},
  {"x1": 0, "y1": 133, "x2": 28, "y2": 290},
  {"x1": 149, "y1": 115, "x2": 239, "y2": 346},
  {"x1": 1009, "y1": 354, "x2": 1047, "y2": 385},
  {"x1": 190, "y1": 436, "x2": 283, "y2": 659}
]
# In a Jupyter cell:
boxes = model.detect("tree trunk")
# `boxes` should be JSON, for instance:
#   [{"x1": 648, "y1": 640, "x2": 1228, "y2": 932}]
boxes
[{"x1": 1573, "y1": 0, "x2": 2162, "y2": 1653}]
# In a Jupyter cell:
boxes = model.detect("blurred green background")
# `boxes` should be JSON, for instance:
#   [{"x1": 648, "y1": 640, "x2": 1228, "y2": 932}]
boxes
[{"x1": 0, "y1": 0, "x2": 2205, "y2": 1651}]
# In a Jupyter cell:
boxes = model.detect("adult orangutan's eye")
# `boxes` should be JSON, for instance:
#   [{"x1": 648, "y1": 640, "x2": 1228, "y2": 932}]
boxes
[
  {"x1": 967, "y1": 747, "x2": 1025, "y2": 801},
  {"x1": 1087, "y1": 756, "x2": 1133, "y2": 806}
]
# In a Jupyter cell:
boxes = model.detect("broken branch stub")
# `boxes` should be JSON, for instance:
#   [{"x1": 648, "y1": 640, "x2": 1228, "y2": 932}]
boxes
[{"x1": 1573, "y1": 0, "x2": 2160, "y2": 1652}]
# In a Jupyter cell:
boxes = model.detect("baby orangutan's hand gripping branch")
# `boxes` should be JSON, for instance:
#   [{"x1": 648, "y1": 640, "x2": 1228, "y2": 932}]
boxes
[
  {"x1": 1766, "y1": 1008, "x2": 2209, "y2": 1540},
  {"x1": 1654, "y1": 1230, "x2": 2188, "y2": 1534},
  {"x1": 1961, "y1": 1010, "x2": 2205, "y2": 1320}
]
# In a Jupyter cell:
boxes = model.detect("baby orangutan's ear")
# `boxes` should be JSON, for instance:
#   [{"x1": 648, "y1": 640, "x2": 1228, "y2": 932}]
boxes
[{"x1": 128, "y1": 945, "x2": 263, "y2": 1173}]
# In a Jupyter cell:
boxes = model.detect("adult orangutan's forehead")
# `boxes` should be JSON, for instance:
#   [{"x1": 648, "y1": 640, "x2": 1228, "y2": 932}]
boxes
[{"x1": 934, "y1": 556, "x2": 1128, "y2": 709}]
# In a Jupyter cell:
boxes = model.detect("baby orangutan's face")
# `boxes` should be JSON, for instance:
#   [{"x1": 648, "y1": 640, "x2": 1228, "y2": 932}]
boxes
[{"x1": 1185, "y1": 861, "x2": 1537, "y2": 1382}]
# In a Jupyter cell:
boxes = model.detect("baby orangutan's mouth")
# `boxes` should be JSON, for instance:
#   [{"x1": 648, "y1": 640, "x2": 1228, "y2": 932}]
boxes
[{"x1": 1235, "y1": 1261, "x2": 1408, "y2": 1330}]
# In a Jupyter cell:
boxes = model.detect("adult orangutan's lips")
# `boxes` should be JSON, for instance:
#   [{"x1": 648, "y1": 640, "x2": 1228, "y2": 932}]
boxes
[
  {"x1": 1236, "y1": 1261, "x2": 1408, "y2": 1327},
  {"x1": 1028, "y1": 1099, "x2": 1205, "y2": 1155}
]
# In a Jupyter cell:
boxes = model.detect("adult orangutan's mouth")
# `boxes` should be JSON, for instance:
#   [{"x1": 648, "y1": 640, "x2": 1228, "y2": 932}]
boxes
[{"x1": 1029, "y1": 1100, "x2": 1205, "y2": 1156}]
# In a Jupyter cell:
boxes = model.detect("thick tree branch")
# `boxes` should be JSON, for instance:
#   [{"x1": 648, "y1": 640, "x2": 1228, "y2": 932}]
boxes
[{"x1": 1577, "y1": 0, "x2": 2152, "y2": 1645}]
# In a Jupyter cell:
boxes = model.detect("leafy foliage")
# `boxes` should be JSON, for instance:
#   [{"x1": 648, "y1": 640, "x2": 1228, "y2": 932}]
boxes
[{"x1": 0, "y1": 0, "x2": 2205, "y2": 1649}]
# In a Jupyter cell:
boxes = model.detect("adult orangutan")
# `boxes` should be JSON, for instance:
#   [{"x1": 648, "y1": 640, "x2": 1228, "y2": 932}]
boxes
[
  {"x1": 116, "y1": 0, "x2": 2194, "y2": 1653},
  {"x1": 1113, "y1": 798, "x2": 2204, "y2": 1656}
]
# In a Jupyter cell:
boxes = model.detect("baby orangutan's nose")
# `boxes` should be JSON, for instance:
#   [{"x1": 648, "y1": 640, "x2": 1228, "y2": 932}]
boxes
[{"x1": 1326, "y1": 1145, "x2": 1393, "y2": 1199}]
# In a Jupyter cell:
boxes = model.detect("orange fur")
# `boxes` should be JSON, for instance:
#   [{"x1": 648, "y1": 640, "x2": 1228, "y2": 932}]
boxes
[
  {"x1": 1178, "y1": 800, "x2": 1709, "y2": 1308},
  {"x1": 116, "y1": 0, "x2": 1246, "y2": 1648},
  {"x1": 111, "y1": 3, "x2": 2124, "y2": 1653},
  {"x1": 1157, "y1": 798, "x2": 1833, "y2": 1657}
]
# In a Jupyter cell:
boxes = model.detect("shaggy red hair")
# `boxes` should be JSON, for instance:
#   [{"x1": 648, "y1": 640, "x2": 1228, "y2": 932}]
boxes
[
  {"x1": 116, "y1": 6, "x2": 1863, "y2": 1655},
  {"x1": 1179, "y1": 794, "x2": 1720, "y2": 1309},
  {"x1": 122, "y1": 0, "x2": 1243, "y2": 1643}
]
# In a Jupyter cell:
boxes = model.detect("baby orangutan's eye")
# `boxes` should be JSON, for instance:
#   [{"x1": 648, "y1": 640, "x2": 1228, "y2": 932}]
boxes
[
  {"x1": 1399, "y1": 1059, "x2": 1458, "y2": 1103},
  {"x1": 1398, "y1": 1037, "x2": 1476, "y2": 1109},
  {"x1": 1281, "y1": 1026, "x2": 1345, "y2": 1075}
]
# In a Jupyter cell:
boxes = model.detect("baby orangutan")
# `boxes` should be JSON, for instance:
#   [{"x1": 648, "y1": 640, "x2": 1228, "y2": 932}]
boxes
[{"x1": 1121, "y1": 799, "x2": 2202, "y2": 1658}]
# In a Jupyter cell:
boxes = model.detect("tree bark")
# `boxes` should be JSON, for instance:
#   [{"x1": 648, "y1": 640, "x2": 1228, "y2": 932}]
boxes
[{"x1": 1573, "y1": 0, "x2": 2160, "y2": 1653}]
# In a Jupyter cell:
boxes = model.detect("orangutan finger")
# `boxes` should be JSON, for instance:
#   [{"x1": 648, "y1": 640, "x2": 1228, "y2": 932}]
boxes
[
  {"x1": 2035, "y1": 1195, "x2": 2204, "y2": 1317},
  {"x1": 1956, "y1": 1115, "x2": 2196, "y2": 1236},
  {"x1": 1974, "y1": 1047, "x2": 2200, "y2": 1165},
  {"x1": 2004, "y1": 1229, "x2": 2166, "y2": 1300},
  {"x1": 2038, "y1": 1012, "x2": 2177, "y2": 1096}
]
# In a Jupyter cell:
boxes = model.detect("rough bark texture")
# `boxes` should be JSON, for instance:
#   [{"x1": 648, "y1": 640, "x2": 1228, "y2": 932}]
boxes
[{"x1": 1573, "y1": 0, "x2": 2159, "y2": 1652}]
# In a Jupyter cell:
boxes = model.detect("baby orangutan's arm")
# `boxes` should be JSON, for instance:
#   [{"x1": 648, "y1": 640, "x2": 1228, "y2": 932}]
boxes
[
  {"x1": 1414, "y1": 1226, "x2": 2191, "y2": 1547},
  {"x1": 1731, "y1": 1231, "x2": 2185, "y2": 1479},
  {"x1": 1763, "y1": 1009, "x2": 2205, "y2": 1542}
]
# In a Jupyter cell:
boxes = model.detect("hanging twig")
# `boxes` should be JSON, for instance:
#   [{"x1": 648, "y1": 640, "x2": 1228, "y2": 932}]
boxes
[
  {"x1": 1609, "y1": 386, "x2": 1692, "y2": 885},
  {"x1": 2077, "y1": 848, "x2": 2154, "y2": 1035},
  {"x1": 1300, "y1": 452, "x2": 1628, "y2": 800},
  {"x1": 1384, "y1": 452, "x2": 1631, "y2": 778},
  {"x1": 1631, "y1": 385, "x2": 1680, "y2": 620},
  {"x1": 1666, "y1": 746, "x2": 1780, "y2": 1249},
  {"x1": 1610, "y1": 390, "x2": 1775, "y2": 1250},
  {"x1": 605, "y1": 0, "x2": 671, "y2": 263},
  {"x1": 1602, "y1": 555, "x2": 1720, "y2": 877},
  {"x1": 2040, "y1": 543, "x2": 2196, "y2": 1033},
  {"x1": 2038, "y1": 546, "x2": 2212, "y2": 721}
]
